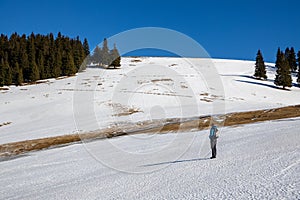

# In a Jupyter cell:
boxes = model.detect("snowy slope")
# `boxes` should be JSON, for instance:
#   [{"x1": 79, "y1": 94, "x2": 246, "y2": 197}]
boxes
[
  {"x1": 1, "y1": 57, "x2": 300, "y2": 144},
  {"x1": 0, "y1": 118, "x2": 299, "y2": 199}
]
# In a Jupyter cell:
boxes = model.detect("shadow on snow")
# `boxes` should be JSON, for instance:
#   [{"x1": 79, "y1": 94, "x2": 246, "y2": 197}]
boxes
[{"x1": 141, "y1": 157, "x2": 210, "y2": 167}]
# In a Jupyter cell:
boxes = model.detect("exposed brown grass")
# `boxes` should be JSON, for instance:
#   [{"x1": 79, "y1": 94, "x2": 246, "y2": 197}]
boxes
[{"x1": 1, "y1": 104, "x2": 300, "y2": 158}]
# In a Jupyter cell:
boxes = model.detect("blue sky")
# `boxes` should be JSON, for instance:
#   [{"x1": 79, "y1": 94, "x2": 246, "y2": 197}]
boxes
[{"x1": 0, "y1": 0, "x2": 299, "y2": 62}]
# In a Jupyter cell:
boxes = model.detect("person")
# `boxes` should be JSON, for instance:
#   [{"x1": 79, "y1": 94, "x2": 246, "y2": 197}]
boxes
[{"x1": 209, "y1": 123, "x2": 219, "y2": 159}]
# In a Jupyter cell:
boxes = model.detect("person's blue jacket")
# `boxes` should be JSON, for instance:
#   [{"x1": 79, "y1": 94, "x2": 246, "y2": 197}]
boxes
[{"x1": 209, "y1": 125, "x2": 219, "y2": 139}]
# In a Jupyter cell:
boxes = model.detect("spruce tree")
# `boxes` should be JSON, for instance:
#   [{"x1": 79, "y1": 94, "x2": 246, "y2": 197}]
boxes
[
  {"x1": 288, "y1": 47, "x2": 297, "y2": 72},
  {"x1": 72, "y1": 44, "x2": 82, "y2": 70},
  {"x1": 53, "y1": 50, "x2": 62, "y2": 77},
  {"x1": 109, "y1": 44, "x2": 121, "y2": 68},
  {"x1": 284, "y1": 47, "x2": 290, "y2": 59},
  {"x1": 274, "y1": 50, "x2": 292, "y2": 89},
  {"x1": 275, "y1": 48, "x2": 281, "y2": 68},
  {"x1": 101, "y1": 38, "x2": 110, "y2": 66},
  {"x1": 297, "y1": 51, "x2": 300, "y2": 84},
  {"x1": 8, "y1": 33, "x2": 20, "y2": 68},
  {"x1": 62, "y1": 39, "x2": 76, "y2": 76},
  {"x1": 0, "y1": 32, "x2": 89, "y2": 84},
  {"x1": 20, "y1": 47, "x2": 29, "y2": 81},
  {"x1": 15, "y1": 62, "x2": 23, "y2": 86},
  {"x1": 46, "y1": 33, "x2": 56, "y2": 78},
  {"x1": 37, "y1": 51, "x2": 45, "y2": 79},
  {"x1": 83, "y1": 38, "x2": 90, "y2": 56},
  {"x1": 64, "y1": 51, "x2": 76, "y2": 76},
  {"x1": 3, "y1": 54, "x2": 12, "y2": 85},
  {"x1": 254, "y1": 49, "x2": 267, "y2": 80},
  {"x1": 92, "y1": 46, "x2": 102, "y2": 64},
  {"x1": 28, "y1": 35, "x2": 40, "y2": 82},
  {"x1": 0, "y1": 58, "x2": 4, "y2": 86}
]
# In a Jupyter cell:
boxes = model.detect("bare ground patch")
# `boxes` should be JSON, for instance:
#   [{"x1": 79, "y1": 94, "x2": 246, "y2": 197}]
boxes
[
  {"x1": 107, "y1": 102, "x2": 142, "y2": 117},
  {"x1": 131, "y1": 59, "x2": 142, "y2": 63},
  {"x1": 1, "y1": 104, "x2": 300, "y2": 158},
  {"x1": 0, "y1": 122, "x2": 12, "y2": 127},
  {"x1": 120, "y1": 90, "x2": 192, "y2": 98},
  {"x1": 151, "y1": 78, "x2": 173, "y2": 83},
  {"x1": 0, "y1": 87, "x2": 9, "y2": 91}
]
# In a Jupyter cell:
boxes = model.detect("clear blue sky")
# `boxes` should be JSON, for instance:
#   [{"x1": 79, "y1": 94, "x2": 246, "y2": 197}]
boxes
[{"x1": 0, "y1": 0, "x2": 299, "y2": 62}]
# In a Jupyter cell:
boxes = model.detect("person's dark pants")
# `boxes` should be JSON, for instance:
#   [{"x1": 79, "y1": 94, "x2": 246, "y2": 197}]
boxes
[{"x1": 210, "y1": 139, "x2": 217, "y2": 158}]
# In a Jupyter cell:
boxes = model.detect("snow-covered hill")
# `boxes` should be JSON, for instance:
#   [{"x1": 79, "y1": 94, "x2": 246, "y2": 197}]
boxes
[
  {"x1": 1, "y1": 57, "x2": 300, "y2": 199},
  {"x1": 1, "y1": 57, "x2": 300, "y2": 144},
  {"x1": 0, "y1": 118, "x2": 299, "y2": 199}
]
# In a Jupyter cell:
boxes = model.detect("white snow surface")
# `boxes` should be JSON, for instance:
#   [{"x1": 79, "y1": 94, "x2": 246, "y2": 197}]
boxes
[
  {"x1": 1, "y1": 57, "x2": 300, "y2": 199},
  {"x1": 0, "y1": 118, "x2": 299, "y2": 199},
  {"x1": 1, "y1": 57, "x2": 300, "y2": 144}
]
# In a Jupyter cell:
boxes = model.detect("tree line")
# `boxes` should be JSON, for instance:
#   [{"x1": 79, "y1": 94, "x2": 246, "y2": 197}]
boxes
[
  {"x1": 0, "y1": 32, "x2": 90, "y2": 86},
  {"x1": 254, "y1": 47, "x2": 300, "y2": 89},
  {"x1": 89, "y1": 38, "x2": 121, "y2": 68}
]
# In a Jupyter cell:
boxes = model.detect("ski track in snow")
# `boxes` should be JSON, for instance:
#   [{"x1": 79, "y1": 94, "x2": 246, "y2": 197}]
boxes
[{"x1": 0, "y1": 118, "x2": 299, "y2": 199}]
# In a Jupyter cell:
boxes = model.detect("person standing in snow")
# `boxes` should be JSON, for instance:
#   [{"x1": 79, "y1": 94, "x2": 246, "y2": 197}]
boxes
[{"x1": 209, "y1": 123, "x2": 219, "y2": 159}]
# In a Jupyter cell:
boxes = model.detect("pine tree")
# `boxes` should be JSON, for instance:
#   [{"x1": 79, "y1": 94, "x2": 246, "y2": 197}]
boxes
[
  {"x1": 297, "y1": 51, "x2": 300, "y2": 84},
  {"x1": 284, "y1": 47, "x2": 290, "y2": 59},
  {"x1": 28, "y1": 35, "x2": 40, "y2": 82},
  {"x1": 274, "y1": 50, "x2": 292, "y2": 89},
  {"x1": 288, "y1": 47, "x2": 297, "y2": 72},
  {"x1": 64, "y1": 51, "x2": 76, "y2": 76},
  {"x1": 92, "y1": 46, "x2": 102, "y2": 64},
  {"x1": 83, "y1": 38, "x2": 90, "y2": 56},
  {"x1": 15, "y1": 62, "x2": 23, "y2": 86},
  {"x1": 0, "y1": 33, "x2": 89, "y2": 84},
  {"x1": 20, "y1": 47, "x2": 29, "y2": 81},
  {"x1": 61, "y1": 37, "x2": 76, "y2": 76},
  {"x1": 8, "y1": 33, "x2": 20, "y2": 68},
  {"x1": 109, "y1": 44, "x2": 121, "y2": 68},
  {"x1": 52, "y1": 34, "x2": 62, "y2": 77},
  {"x1": 37, "y1": 51, "x2": 45, "y2": 79},
  {"x1": 3, "y1": 54, "x2": 12, "y2": 85},
  {"x1": 101, "y1": 38, "x2": 110, "y2": 66},
  {"x1": 276, "y1": 48, "x2": 281, "y2": 68},
  {"x1": 53, "y1": 50, "x2": 62, "y2": 77},
  {"x1": 0, "y1": 34, "x2": 9, "y2": 59},
  {"x1": 254, "y1": 49, "x2": 267, "y2": 80},
  {"x1": 0, "y1": 58, "x2": 4, "y2": 86},
  {"x1": 72, "y1": 41, "x2": 82, "y2": 70}
]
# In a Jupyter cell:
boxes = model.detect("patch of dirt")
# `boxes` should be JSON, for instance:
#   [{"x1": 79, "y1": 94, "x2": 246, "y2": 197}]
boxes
[
  {"x1": 131, "y1": 59, "x2": 142, "y2": 63},
  {"x1": 0, "y1": 87, "x2": 9, "y2": 91},
  {"x1": 0, "y1": 122, "x2": 12, "y2": 127},
  {"x1": 200, "y1": 93, "x2": 209, "y2": 96},
  {"x1": 1, "y1": 104, "x2": 300, "y2": 158},
  {"x1": 200, "y1": 98, "x2": 213, "y2": 102},
  {"x1": 120, "y1": 90, "x2": 192, "y2": 98},
  {"x1": 58, "y1": 89, "x2": 103, "y2": 92},
  {"x1": 108, "y1": 102, "x2": 141, "y2": 117},
  {"x1": 151, "y1": 78, "x2": 173, "y2": 83},
  {"x1": 113, "y1": 108, "x2": 141, "y2": 117}
]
